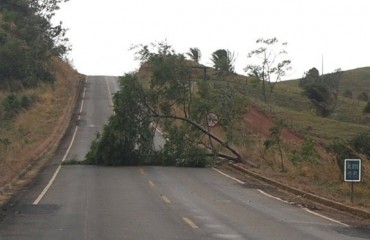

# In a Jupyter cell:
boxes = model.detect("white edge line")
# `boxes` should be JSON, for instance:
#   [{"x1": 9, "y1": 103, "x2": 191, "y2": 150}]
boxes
[
  {"x1": 32, "y1": 165, "x2": 61, "y2": 205},
  {"x1": 212, "y1": 168, "x2": 245, "y2": 185},
  {"x1": 257, "y1": 189, "x2": 349, "y2": 227},
  {"x1": 61, "y1": 126, "x2": 79, "y2": 163},
  {"x1": 303, "y1": 208, "x2": 350, "y2": 227},
  {"x1": 213, "y1": 168, "x2": 349, "y2": 228},
  {"x1": 257, "y1": 189, "x2": 290, "y2": 204},
  {"x1": 32, "y1": 77, "x2": 88, "y2": 205}
]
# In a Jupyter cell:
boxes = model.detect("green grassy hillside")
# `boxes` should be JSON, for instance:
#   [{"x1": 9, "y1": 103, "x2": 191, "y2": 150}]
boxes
[{"x1": 271, "y1": 68, "x2": 370, "y2": 143}]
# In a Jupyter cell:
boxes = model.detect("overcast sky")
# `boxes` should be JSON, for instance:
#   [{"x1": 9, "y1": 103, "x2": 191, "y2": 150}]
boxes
[{"x1": 55, "y1": 0, "x2": 370, "y2": 79}]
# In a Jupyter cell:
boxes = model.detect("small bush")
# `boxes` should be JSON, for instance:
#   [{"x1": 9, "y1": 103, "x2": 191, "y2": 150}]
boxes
[
  {"x1": 330, "y1": 140, "x2": 359, "y2": 173},
  {"x1": 343, "y1": 89, "x2": 352, "y2": 98},
  {"x1": 351, "y1": 132, "x2": 370, "y2": 158},
  {"x1": 290, "y1": 139, "x2": 319, "y2": 165},
  {"x1": 2, "y1": 93, "x2": 37, "y2": 117},
  {"x1": 364, "y1": 101, "x2": 370, "y2": 113},
  {"x1": 2, "y1": 94, "x2": 21, "y2": 115},
  {"x1": 0, "y1": 138, "x2": 11, "y2": 149},
  {"x1": 358, "y1": 92, "x2": 369, "y2": 101}
]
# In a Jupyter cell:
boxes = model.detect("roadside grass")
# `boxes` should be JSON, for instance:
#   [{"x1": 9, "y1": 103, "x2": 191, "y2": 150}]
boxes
[{"x1": 0, "y1": 58, "x2": 81, "y2": 187}]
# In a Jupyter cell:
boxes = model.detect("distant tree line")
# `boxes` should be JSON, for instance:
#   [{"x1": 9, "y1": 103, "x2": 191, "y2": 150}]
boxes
[{"x1": 0, "y1": 0, "x2": 69, "y2": 90}]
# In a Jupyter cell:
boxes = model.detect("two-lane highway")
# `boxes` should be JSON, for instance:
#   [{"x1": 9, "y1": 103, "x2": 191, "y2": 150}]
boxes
[{"x1": 0, "y1": 76, "x2": 369, "y2": 239}]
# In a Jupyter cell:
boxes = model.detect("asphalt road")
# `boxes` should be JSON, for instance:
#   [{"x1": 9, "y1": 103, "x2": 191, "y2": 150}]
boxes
[{"x1": 0, "y1": 76, "x2": 369, "y2": 239}]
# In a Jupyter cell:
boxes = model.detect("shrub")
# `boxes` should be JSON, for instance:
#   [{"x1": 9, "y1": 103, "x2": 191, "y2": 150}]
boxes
[
  {"x1": 2, "y1": 94, "x2": 21, "y2": 113},
  {"x1": 330, "y1": 140, "x2": 359, "y2": 173},
  {"x1": 343, "y1": 89, "x2": 352, "y2": 98},
  {"x1": 351, "y1": 132, "x2": 370, "y2": 158},
  {"x1": 358, "y1": 92, "x2": 369, "y2": 101},
  {"x1": 2, "y1": 93, "x2": 37, "y2": 117},
  {"x1": 364, "y1": 101, "x2": 370, "y2": 113},
  {"x1": 290, "y1": 139, "x2": 319, "y2": 165}
]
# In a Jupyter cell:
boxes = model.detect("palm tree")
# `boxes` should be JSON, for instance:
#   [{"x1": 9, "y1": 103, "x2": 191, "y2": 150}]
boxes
[
  {"x1": 186, "y1": 47, "x2": 201, "y2": 64},
  {"x1": 210, "y1": 49, "x2": 235, "y2": 74}
]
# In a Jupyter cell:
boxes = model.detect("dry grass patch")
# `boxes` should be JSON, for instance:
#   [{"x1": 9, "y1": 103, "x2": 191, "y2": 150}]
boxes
[{"x1": 0, "y1": 58, "x2": 83, "y2": 188}]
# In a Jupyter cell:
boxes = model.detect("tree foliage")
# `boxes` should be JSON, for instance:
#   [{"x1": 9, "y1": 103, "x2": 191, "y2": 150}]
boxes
[
  {"x1": 0, "y1": 0, "x2": 69, "y2": 90},
  {"x1": 87, "y1": 42, "x2": 249, "y2": 167},
  {"x1": 210, "y1": 49, "x2": 235, "y2": 76},
  {"x1": 290, "y1": 139, "x2": 319, "y2": 165},
  {"x1": 330, "y1": 140, "x2": 359, "y2": 174},
  {"x1": 245, "y1": 38, "x2": 291, "y2": 102},
  {"x1": 86, "y1": 73, "x2": 153, "y2": 166},
  {"x1": 186, "y1": 47, "x2": 201, "y2": 64},
  {"x1": 264, "y1": 120, "x2": 287, "y2": 171},
  {"x1": 299, "y1": 67, "x2": 320, "y2": 88},
  {"x1": 364, "y1": 101, "x2": 370, "y2": 113},
  {"x1": 351, "y1": 132, "x2": 370, "y2": 159},
  {"x1": 300, "y1": 68, "x2": 341, "y2": 117}
]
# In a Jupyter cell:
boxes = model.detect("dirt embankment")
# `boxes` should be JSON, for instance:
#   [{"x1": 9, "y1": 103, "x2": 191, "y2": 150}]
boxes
[
  {"x1": 240, "y1": 104, "x2": 370, "y2": 217},
  {"x1": 244, "y1": 105, "x2": 303, "y2": 144}
]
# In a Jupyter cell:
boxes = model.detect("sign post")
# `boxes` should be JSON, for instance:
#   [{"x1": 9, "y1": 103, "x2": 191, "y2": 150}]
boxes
[
  {"x1": 206, "y1": 112, "x2": 219, "y2": 128},
  {"x1": 344, "y1": 159, "x2": 361, "y2": 204}
]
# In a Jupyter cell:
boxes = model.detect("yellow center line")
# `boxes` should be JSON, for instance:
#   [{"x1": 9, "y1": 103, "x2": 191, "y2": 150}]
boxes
[
  {"x1": 183, "y1": 217, "x2": 199, "y2": 229},
  {"x1": 148, "y1": 180, "x2": 155, "y2": 188},
  {"x1": 161, "y1": 195, "x2": 171, "y2": 204},
  {"x1": 139, "y1": 168, "x2": 146, "y2": 175}
]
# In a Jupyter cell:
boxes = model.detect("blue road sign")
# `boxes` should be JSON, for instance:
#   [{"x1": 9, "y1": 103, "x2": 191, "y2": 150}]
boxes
[{"x1": 344, "y1": 159, "x2": 361, "y2": 182}]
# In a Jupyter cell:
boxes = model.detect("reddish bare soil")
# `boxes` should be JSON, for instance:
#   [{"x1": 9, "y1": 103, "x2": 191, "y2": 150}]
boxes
[{"x1": 244, "y1": 105, "x2": 303, "y2": 144}]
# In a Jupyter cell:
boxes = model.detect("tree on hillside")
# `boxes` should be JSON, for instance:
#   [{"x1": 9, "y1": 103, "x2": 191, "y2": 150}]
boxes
[
  {"x1": 0, "y1": 0, "x2": 70, "y2": 89},
  {"x1": 264, "y1": 120, "x2": 287, "y2": 172},
  {"x1": 87, "y1": 42, "x2": 251, "y2": 167},
  {"x1": 299, "y1": 67, "x2": 320, "y2": 88},
  {"x1": 300, "y1": 68, "x2": 341, "y2": 117},
  {"x1": 186, "y1": 47, "x2": 201, "y2": 64},
  {"x1": 245, "y1": 38, "x2": 291, "y2": 103},
  {"x1": 211, "y1": 49, "x2": 235, "y2": 76}
]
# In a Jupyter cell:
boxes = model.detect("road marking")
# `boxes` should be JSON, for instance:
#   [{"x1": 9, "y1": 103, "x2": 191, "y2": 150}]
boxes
[
  {"x1": 303, "y1": 208, "x2": 350, "y2": 227},
  {"x1": 33, "y1": 165, "x2": 62, "y2": 205},
  {"x1": 183, "y1": 217, "x2": 199, "y2": 229},
  {"x1": 258, "y1": 189, "x2": 349, "y2": 227},
  {"x1": 212, "y1": 168, "x2": 245, "y2": 185},
  {"x1": 33, "y1": 77, "x2": 88, "y2": 205},
  {"x1": 148, "y1": 180, "x2": 155, "y2": 188},
  {"x1": 78, "y1": 85, "x2": 87, "y2": 120},
  {"x1": 139, "y1": 168, "x2": 146, "y2": 175},
  {"x1": 104, "y1": 77, "x2": 114, "y2": 114},
  {"x1": 161, "y1": 195, "x2": 171, "y2": 204},
  {"x1": 257, "y1": 189, "x2": 289, "y2": 204}
]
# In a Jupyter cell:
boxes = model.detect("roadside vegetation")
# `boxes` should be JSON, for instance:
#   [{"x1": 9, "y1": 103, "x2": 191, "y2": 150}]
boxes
[
  {"x1": 3, "y1": 0, "x2": 369, "y2": 215},
  {"x1": 0, "y1": 0, "x2": 81, "y2": 189},
  {"x1": 87, "y1": 39, "x2": 370, "y2": 209},
  {"x1": 86, "y1": 42, "x2": 248, "y2": 167}
]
